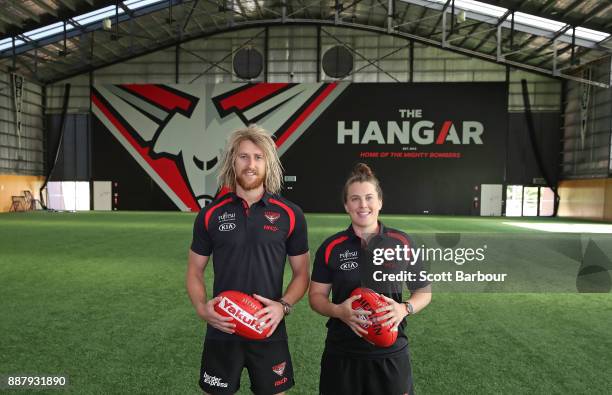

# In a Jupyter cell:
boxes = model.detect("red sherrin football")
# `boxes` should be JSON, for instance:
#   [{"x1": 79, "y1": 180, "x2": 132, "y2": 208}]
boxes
[
  {"x1": 214, "y1": 290, "x2": 271, "y2": 340},
  {"x1": 350, "y1": 287, "x2": 398, "y2": 347}
]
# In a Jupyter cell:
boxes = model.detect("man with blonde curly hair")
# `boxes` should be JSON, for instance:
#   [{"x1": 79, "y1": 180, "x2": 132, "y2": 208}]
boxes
[{"x1": 186, "y1": 125, "x2": 310, "y2": 395}]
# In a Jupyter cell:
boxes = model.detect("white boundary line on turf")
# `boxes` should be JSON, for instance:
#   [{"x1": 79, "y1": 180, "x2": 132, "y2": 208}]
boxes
[{"x1": 503, "y1": 222, "x2": 612, "y2": 234}]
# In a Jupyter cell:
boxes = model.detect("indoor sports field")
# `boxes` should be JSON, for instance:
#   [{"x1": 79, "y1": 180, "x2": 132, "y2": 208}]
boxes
[
  {"x1": 2, "y1": 1, "x2": 612, "y2": 394},
  {"x1": 1, "y1": 212, "x2": 611, "y2": 394}
]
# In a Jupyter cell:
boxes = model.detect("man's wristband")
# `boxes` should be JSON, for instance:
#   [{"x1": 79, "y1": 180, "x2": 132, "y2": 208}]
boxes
[
  {"x1": 278, "y1": 298, "x2": 293, "y2": 316},
  {"x1": 403, "y1": 301, "x2": 414, "y2": 315}
]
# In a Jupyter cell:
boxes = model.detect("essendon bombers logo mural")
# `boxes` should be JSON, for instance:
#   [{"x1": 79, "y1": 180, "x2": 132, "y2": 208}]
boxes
[
  {"x1": 91, "y1": 82, "x2": 502, "y2": 213},
  {"x1": 91, "y1": 83, "x2": 345, "y2": 211}
]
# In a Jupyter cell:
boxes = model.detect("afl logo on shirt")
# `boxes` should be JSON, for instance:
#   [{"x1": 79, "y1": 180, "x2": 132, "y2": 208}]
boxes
[{"x1": 219, "y1": 222, "x2": 236, "y2": 232}]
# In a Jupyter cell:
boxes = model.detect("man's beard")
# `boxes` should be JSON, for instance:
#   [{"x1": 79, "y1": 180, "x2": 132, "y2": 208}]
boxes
[{"x1": 236, "y1": 170, "x2": 265, "y2": 191}]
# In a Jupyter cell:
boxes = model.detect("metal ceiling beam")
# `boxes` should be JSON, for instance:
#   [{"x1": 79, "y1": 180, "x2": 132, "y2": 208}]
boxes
[
  {"x1": 471, "y1": 9, "x2": 511, "y2": 51},
  {"x1": 44, "y1": 19, "x2": 609, "y2": 88},
  {"x1": 402, "y1": 0, "x2": 604, "y2": 49},
  {"x1": 424, "y1": 0, "x2": 450, "y2": 38},
  {"x1": 284, "y1": 0, "x2": 312, "y2": 19},
  {"x1": 31, "y1": 0, "x2": 58, "y2": 17},
  {"x1": 116, "y1": 1, "x2": 159, "y2": 41},
  {"x1": 68, "y1": 18, "x2": 129, "y2": 57},
  {"x1": 488, "y1": 0, "x2": 530, "y2": 51},
  {"x1": 4, "y1": 54, "x2": 40, "y2": 81},
  {"x1": 513, "y1": 24, "x2": 571, "y2": 61},
  {"x1": 339, "y1": 0, "x2": 368, "y2": 13},
  {"x1": 534, "y1": 42, "x2": 571, "y2": 68},
  {"x1": 539, "y1": 0, "x2": 557, "y2": 14},
  {"x1": 202, "y1": 0, "x2": 249, "y2": 21},
  {"x1": 367, "y1": 0, "x2": 376, "y2": 26},
  {"x1": 514, "y1": 1, "x2": 611, "y2": 63},
  {"x1": 396, "y1": 2, "x2": 411, "y2": 26},
  {"x1": 57, "y1": 0, "x2": 77, "y2": 12},
  {"x1": 149, "y1": 13, "x2": 174, "y2": 37},
  {"x1": 0, "y1": 0, "x2": 183, "y2": 58},
  {"x1": 285, "y1": 0, "x2": 316, "y2": 19},
  {"x1": 556, "y1": 47, "x2": 597, "y2": 71},
  {"x1": 409, "y1": 5, "x2": 429, "y2": 34},
  {"x1": 1, "y1": 0, "x2": 118, "y2": 40},
  {"x1": 11, "y1": 48, "x2": 69, "y2": 74},
  {"x1": 454, "y1": 20, "x2": 483, "y2": 47},
  {"x1": 183, "y1": 0, "x2": 201, "y2": 32},
  {"x1": 465, "y1": 0, "x2": 612, "y2": 34},
  {"x1": 557, "y1": 0, "x2": 583, "y2": 19},
  {"x1": 192, "y1": 6, "x2": 222, "y2": 30},
  {"x1": 184, "y1": 2, "x2": 232, "y2": 31},
  {"x1": 11, "y1": 2, "x2": 42, "y2": 23},
  {"x1": 3, "y1": 50, "x2": 69, "y2": 76},
  {"x1": 0, "y1": 12, "x2": 22, "y2": 29},
  {"x1": 426, "y1": 6, "x2": 504, "y2": 41},
  {"x1": 189, "y1": 12, "x2": 207, "y2": 31}
]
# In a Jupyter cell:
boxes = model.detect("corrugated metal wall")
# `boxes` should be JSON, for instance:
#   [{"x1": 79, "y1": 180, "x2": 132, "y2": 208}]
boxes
[
  {"x1": 0, "y1": 71, "x2": 44, "y2": 175},
  {"x1": 561, "y1": 57, "x2": 612, "y2": 179}
]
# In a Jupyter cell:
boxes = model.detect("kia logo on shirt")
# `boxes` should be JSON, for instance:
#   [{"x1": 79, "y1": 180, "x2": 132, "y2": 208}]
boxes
[
  {"x1": 219, "y1": 223, "x2": 236, "y2": 232},
  {"x1": 340, "y1": 261, "x2": 358, "y2": 271}
]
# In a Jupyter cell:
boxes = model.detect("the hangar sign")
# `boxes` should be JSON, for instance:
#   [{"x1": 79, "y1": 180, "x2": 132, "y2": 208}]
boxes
[{"x1": 337, "y1": 119, "x2": 484, "y2": 145}]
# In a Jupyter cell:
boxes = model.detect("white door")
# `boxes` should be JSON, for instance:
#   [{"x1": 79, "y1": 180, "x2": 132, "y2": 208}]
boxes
[
  {"x1": 480, "y1": 184, "x2": 503, "y2": 216},
  {"x1": 93, "y1": 181, "x2": 112, "y2": 211}
]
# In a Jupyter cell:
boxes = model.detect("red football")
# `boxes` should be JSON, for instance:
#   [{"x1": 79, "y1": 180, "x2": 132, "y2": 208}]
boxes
[
  {"x1": 350, "y1": 287, "x2": 398, "y2": 347},
  {"x1": 214, "y1": 290, "x2": 271, "y2": 340}
]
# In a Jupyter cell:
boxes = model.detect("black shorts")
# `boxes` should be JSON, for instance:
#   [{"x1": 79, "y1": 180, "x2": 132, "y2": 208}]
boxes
[
  {"x1": 199, "y1": 339, "x2": 294, "y2": 394},
  {"x1": 319, "y1": 350, "x2": 414, "y2": 395}
]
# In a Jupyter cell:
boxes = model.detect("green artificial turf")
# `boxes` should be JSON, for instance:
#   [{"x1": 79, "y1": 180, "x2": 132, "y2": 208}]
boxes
[{"x1": 0, "y1": 212, "x2": 611, "y2": 394}]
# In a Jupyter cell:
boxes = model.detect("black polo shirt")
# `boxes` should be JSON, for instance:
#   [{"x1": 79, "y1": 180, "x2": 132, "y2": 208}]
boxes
[
  {"x1": 311, "y1": 222, "x2": 429, "y2": 358},
  {"x1": 191, "y1": 191, "x2": 308, "y2": 341}
]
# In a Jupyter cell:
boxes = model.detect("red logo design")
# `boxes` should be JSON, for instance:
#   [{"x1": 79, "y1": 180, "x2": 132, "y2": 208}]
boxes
[
  {"x1": 264, "y1": 211, "x2": 281, "y2": 224},
  {"x1": 272, "y1": 362, "x2": 286, "y2": 377},
  {"x1": 274, "y1": 377, "x2": 288, "y2": 387},
  {"x1": 91, "y1": 83, "x2": 341, "y2": 212}
]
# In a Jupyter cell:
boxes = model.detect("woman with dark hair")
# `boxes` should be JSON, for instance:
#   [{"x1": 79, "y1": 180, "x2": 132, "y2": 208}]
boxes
[{"x1": 309, "y1": 163, "x2": 431, "y2": 395}]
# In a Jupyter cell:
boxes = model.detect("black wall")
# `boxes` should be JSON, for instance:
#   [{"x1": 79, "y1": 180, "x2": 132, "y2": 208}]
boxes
[
  {"x1": 47, "y1": 114, "x2": 91, "y2": 181},
  {"x1": 91, "y1": 116, "x2": 177, "y2": 210},
  {"x1": 506, "y1": 112, "x2": 561, "y2": 186}
]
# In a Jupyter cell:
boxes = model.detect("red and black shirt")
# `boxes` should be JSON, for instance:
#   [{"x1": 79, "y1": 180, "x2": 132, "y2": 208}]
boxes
[
  {"x1": 191, "y1": 191, "x2": 308, "y2": 341},
  {"x1": 311, "y1": 222, "x2": 429, "y2": 357}
]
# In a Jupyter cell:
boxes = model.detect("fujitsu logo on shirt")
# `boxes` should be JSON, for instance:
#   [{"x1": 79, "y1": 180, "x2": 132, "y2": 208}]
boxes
[
  {"x1": 218, "y1": 211, "x2": 235, "y2": 222},
  {"x1": 339, "y1": 250, "x2": 358, "y2": 261},
  {"x1": 218, "y1": 297, "x2": 264, "y2": 334}
]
